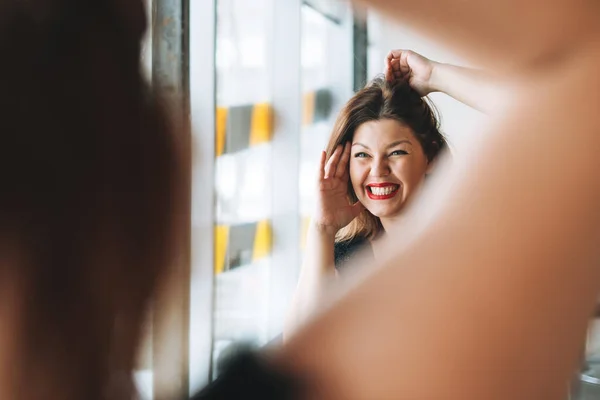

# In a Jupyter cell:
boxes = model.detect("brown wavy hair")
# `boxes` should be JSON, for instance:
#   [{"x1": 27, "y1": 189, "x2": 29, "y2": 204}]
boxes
[
  {"x1": 0, "y1": 1, "x2": 181, "y2": 399},
  {"x1": 326, "y1": 76, "x2": 447, "y2": 242}
]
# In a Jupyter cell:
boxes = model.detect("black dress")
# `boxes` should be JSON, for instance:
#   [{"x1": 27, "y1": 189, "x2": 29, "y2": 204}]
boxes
[{"x1": 334, "y1": 236, "x2": 370, "y2": 271}]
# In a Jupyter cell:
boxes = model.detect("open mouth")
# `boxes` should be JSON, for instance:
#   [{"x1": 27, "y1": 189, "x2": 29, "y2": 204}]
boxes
[{"x1": 366, "y1": 183, "x2": 400, "y2": 200}]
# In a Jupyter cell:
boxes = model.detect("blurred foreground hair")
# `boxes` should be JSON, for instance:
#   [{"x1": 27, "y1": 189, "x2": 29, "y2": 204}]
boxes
[{"x1": 0, "y1": 1, "x2": 182, "y2": 399}]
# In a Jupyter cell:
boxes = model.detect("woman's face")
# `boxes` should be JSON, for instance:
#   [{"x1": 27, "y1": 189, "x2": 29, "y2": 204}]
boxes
[{"x1": 349, "y1": 119, "x2": 429, "y2": 219}]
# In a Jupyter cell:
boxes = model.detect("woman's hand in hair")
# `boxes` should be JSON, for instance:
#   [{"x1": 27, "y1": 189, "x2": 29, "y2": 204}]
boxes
[
  {"x1": 385, "y1": 49, "x2": 437, "y2": 96},
  {"x1": 386, "y1": 49, "x2": 503, "y2": 113},
  {"x1": 314, "y1": 143, "x2": 365, "y2": 237}
]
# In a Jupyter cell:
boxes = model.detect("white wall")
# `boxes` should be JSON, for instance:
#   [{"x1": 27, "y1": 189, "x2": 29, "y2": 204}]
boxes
[{"x1": 367, "y1": 12, "x2": 486, "y2": 152}]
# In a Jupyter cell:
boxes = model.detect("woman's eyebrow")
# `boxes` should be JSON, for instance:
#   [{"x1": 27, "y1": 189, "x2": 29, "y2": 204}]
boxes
[{"x1": 386, "y1": 139, "x2": 412, "y2": 148}]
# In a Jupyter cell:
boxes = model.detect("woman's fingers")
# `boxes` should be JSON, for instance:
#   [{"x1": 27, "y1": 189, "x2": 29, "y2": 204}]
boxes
[
  {"x1": 387, "y1": 51, "x2": 412, "y2": 82},
  {"x1": 385, "y1": 55, "x2": 394, "y2": 82},
  {"x1": 385, "y1": 50, "x2": 397, "y2": 64},
  {"x1": 335, "y1": 142, "x2": 351, "y2": 178},
  {"x1": 324, "y1": 145, "x2": 342, "y2": 179},
  {"x1": 318, "y1": 150, "x2": 326, "y2": 182},
  {"x1": 388, "y1": 49, "x2": 404, "y2": 59},
  {"x1": 388, "y1": 57, "x2": 409, "y2": 82}
]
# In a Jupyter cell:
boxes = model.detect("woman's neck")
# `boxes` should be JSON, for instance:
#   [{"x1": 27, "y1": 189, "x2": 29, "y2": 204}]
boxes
[{"x1": 379, "y1": 214, "x2": 403, "y2": 234}]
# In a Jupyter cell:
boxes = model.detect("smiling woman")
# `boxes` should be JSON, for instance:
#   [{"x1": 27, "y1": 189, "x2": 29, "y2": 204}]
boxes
[
  {"x1": 324, "y1": 77, "x2": 446, "y2": 264},
  {"x1": 284, "y1": 76, "x2": 447, "y2": 336},
  {"x1": 330, "y1": 78, "x2": 446, "y2": 245}
]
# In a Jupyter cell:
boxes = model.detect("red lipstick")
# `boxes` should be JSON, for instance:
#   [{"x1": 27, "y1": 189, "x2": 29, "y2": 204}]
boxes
[{"x1": 366, "y1": 183, "x2": 400, "y2": 200}]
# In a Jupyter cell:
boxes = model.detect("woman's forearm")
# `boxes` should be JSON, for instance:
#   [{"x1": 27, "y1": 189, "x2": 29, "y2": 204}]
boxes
[
  {"x1": 430, "y1": 62, "x2": 506, "y2": 114},
  {"x1": 283, "y1": 222, "x2": 337, "y2": 339}
]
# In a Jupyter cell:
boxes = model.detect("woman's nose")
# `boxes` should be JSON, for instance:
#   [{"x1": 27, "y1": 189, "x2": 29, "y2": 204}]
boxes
[{"x1": 370, "y1": 157, "x2": 391, "y2": 177}]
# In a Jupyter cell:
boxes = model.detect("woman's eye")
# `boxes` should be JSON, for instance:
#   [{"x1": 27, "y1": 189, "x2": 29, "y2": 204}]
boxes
[
  {"x1": 354, "y1": 152, "x2": 369, "y2": 158},
  {"x1": 390, "y1": 150, "x2": 408, "y2": 156}
]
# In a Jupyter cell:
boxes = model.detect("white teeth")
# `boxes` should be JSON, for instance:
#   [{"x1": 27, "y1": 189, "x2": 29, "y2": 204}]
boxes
[{"x1": 369, "y1": 186, "x2": 397, "y2": 196}]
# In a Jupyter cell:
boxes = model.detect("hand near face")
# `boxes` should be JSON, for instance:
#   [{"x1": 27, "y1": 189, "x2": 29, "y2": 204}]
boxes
[{"x1": 313, "y1": 143, "x2": 365, "y2": 236}]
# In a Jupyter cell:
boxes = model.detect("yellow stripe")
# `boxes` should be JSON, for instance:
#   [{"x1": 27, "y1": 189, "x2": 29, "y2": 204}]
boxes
[
  {"x1": 300, "y1": 216, "x2": 311, "y2": 250},
  {"x1": 252, "y1": 220, "x2": 272, "y2": 261},
  {"x1": 216, "y1": 107, "x2": 228, "y2": 156},
  {"x1": 214, "y1": 225, "x2": 229, "y2": 275},
  {"x1": 249, "y1": 103, "x2": 273, "y2": 146},
  {"x1": 302, "y1": 92, "x2": 316, "y2": 126}
]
